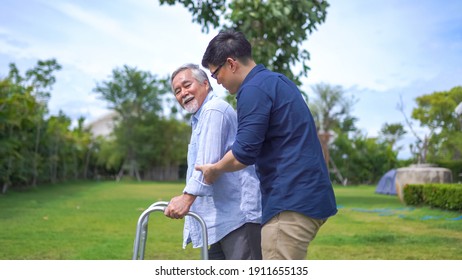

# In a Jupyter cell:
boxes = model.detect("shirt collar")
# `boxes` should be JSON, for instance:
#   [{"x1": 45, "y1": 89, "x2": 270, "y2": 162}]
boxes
[{"x1": 237, "y1": 64, "x2": 266, "y2": 98}]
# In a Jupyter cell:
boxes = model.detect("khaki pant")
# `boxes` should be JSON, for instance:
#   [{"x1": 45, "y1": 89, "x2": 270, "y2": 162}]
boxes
[{"x1": 261, "y1": 211, "x2": 326, "y2": 260}]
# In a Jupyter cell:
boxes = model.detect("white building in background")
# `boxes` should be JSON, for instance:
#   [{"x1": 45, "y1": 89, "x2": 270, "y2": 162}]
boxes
[
  {"x1": 86, "y1": 111, "x2": 118, "y2": 138},
  {"x1": 455, "y1": 102, "x2": 462, "y2": 116}
]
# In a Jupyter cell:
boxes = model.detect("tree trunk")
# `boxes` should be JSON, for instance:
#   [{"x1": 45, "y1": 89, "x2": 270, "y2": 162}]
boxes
[
  {"x1": 2, "y1": 182, "x2": 9, "y2": 194},
  {"x1": 116, "y1": 161, "x2": 125, "y2": 182},
  {"x1": 83, "y1": 144, "x2": 92, "y2": 179},
  {"x1": 329, "y1": 156, "x2": 347, "y2": 186},
  {"x1": 50, "y1": 138, "x2": 59, "y2": 184},
  {"x1": 73, "y1": 151, "x2": 78, "y2": 180},
  {"x1": 32, "y1": 120, "x2": 41, "y2": 187}
]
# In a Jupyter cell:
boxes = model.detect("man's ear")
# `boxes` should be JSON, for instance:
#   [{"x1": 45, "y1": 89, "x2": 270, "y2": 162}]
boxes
[
  {"x1": 204, "y1": 79, "x2": 211, "y2": 91},
  {"x1": 227, "y1": 57, "x2": 237, "y2": 73}
]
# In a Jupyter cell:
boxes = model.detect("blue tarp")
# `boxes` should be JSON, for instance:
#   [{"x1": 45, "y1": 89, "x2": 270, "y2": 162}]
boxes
[{"x1": 376, "y1": 169, "x2": 397, "y2": 195}]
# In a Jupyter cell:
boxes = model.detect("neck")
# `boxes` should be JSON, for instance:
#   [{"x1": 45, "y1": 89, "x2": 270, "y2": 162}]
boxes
[{"x1": 239, "y1": 60, "x2": 257, "y2": 81}]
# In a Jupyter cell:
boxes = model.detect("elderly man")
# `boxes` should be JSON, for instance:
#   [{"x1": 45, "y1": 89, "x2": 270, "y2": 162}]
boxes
[{"x1": 164, "y1": 63, "x2": 262, "y2": 260}]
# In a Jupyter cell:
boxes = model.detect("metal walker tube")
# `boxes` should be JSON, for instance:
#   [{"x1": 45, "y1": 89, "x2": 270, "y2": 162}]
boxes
[{"x1": 132, "y1": 201, "x2": 208, "y2": 260}]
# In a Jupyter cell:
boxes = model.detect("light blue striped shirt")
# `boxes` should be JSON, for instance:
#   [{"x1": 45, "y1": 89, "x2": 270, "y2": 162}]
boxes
[{"x1": 183, "y1": 93, "x2": 262, "y2": 248}]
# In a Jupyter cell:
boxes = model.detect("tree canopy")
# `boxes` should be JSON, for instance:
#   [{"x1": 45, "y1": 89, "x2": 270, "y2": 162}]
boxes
[
  {"x1": 1, "y1": 60, "x2": 94, "y2": 192},
  {"x1": 160, "y1": 0, "x2": 329, "y2": 86},
  {"x1": 412, "y1": 86, "x2": 462, "y2": 161},
  {"x1": 93, "y1": 65, "x2": 189, "y2": 181}
]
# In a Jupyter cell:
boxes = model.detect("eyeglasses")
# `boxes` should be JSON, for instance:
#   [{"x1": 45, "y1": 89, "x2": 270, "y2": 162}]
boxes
[{"x1": 211, "y1": 62, "x2": 226, "y2": 79}]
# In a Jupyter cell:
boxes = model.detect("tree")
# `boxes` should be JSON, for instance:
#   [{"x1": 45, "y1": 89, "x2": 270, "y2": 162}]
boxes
[
  {"x1": 7, "y1": 59, "x2": 62, "y2": 186},
  {"x1": 309, "y1": 83, "x2": 357, "y2": 133},
  {"x1": 1, "y1": 59, "x2": 97, "y2": 191},
  {"x1": 397, "y1": 95, "x2": 430, "y2": 164},
  {"x1": 412, "y1": 86, "x2": 462, "y2": 161},
  {"x1": 378, "y1": 122, "x2": 407, "y2": 151},
  {"x1": 307, "y1": 83, "x2": 357, "y2": 184},
  {"x1": 93, "y1": 65, "x2": 188, "y2": 180},
  {"x1": 160, "y1": 0, "x2": 329, "y2": 86},
  {"x1": 72, "y1": 117, "x2": 94, "y2": 179},
  {"x1": 1, "y1": 60, "x2": 61, "y2": 191},
  {"x1": 45, "y1": 112, "x2": 73, "y2": 183},
  {"x1": 329, "y1": 131, "x2": 399, "y2": 185},
  {"x1": 0, "y1": 78, "x2": 37, "y2": 193},
  {"x1": 131, "y1": 115, "x2": 189, "y2": 180}
]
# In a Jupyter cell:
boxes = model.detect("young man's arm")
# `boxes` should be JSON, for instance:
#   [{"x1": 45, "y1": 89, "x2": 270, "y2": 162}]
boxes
[{"x1": 195, "y1": 150, "x2": 247, "y2": 184}]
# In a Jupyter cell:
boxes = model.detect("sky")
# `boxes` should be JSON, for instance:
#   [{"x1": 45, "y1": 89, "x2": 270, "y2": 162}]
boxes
[{"x1": 1, "y1": 0, "x2": 461, "y2": 159}]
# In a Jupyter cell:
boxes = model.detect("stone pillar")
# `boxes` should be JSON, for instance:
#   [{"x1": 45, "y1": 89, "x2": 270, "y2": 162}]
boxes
[{"x1": 395, "y1": 164, "x2": 453, "y2": 202}]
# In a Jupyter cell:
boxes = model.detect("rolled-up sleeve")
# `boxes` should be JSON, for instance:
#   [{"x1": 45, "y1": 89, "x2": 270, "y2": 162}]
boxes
[{"x1": 232, "y1": 85, "x2": 271, "y2": 165}]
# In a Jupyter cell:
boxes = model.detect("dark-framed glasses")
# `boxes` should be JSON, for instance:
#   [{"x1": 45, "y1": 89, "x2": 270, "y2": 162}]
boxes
[{"x1": 211, "y1": 62, "x2": 226, "y2": 79}]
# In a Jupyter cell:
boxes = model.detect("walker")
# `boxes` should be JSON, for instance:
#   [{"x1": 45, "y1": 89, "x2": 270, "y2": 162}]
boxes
[{"x1": 132, "y1": 201, "x2": 208, "y2": 260}]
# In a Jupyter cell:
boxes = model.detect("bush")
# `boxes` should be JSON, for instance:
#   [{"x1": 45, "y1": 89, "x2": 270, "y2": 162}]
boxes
[
  {"x1": 403, "y1": 183, "x2": 462, "y2": 211},
  {"x1": 403, "y1": 184, "x2": 424, "y2": 206}
]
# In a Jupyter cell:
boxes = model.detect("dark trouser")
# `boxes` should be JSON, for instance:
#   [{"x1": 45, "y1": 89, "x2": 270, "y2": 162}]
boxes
[{"x1": 208, "y1": 223, "x2": 262, "y2": 260}]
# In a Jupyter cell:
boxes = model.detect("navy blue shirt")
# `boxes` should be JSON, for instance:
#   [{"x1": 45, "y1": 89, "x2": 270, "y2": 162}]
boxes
[{"x1": 232, "y1": 64, "x2": 337, "y2": 225}]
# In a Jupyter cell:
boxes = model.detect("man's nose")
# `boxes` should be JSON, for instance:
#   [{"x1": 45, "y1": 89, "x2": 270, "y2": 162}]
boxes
[{"x1": 179, "y1": 88, "x2": 188, "y2": 97}]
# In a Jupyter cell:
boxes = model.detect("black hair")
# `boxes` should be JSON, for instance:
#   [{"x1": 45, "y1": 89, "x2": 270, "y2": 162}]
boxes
[{"x1": 201, "y1": 30, "x2": 252, "y2": 68}]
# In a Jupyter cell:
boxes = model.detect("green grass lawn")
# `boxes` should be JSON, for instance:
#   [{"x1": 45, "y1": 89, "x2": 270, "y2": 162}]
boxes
[{"x1": 0, "y1": 181, "x2": 461, "y2": 260}]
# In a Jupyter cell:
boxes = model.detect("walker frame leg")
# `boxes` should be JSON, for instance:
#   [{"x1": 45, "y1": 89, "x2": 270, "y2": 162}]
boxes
[{"x1": 132, "y1": 201, "x2": 208, "y2": 260}]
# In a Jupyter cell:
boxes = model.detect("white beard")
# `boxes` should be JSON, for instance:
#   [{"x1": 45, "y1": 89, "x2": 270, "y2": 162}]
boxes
[{"x1": 183, "y1": 98, "x2": 199, "y2": 114}]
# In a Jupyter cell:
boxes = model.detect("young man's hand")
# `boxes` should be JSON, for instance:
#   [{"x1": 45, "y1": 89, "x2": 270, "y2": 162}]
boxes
[{"x1": 195, "y1": 163, "x2": 220, "y2": 185}]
